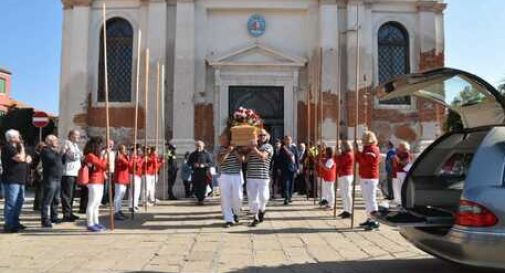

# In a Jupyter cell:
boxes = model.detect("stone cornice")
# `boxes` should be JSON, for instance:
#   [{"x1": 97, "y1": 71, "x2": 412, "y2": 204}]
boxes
[
  {"x1": 62, "y1": 0, "x2": 92, "y2": 9},
  {"x1": 417, "y1": 1, "x2": 447, "y2": 13}
]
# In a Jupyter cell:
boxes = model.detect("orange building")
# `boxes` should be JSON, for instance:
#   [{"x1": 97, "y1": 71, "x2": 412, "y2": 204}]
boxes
[{"x1": 0, "y1": 68, "x2": 12, "y2": 115}]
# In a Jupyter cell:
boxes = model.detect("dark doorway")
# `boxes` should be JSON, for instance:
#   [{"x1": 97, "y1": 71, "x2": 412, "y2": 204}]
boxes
[{"x1": 229, "y1": 86, "x2": 284, "y2": 143}]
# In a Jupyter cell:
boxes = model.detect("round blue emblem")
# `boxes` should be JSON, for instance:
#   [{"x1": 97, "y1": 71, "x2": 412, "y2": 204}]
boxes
[{"x1": 247, "y1": 14, "x2": 266, "y2": 37}]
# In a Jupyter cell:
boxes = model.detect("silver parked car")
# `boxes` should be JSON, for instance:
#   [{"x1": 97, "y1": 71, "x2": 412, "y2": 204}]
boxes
[{"x1": 374, "y1": 68, "x2": 505, "y2": 269}]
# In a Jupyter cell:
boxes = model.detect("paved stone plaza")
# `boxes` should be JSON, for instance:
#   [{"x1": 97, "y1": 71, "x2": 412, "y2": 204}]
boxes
[{"x1": 0, "y1": 196, "x2": 498, "y2": 273}]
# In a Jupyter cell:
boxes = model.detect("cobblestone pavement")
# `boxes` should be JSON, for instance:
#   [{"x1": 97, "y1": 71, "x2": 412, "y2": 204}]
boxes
[{"x1": 0, "y1": 195, "x2": 501, "y2": 273}]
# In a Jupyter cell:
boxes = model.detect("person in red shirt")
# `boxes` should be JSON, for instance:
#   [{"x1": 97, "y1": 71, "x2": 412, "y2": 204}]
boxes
[
  {"x1": 144, "y1": 147, "x2": 160, "y2": 206},
  {"x1": 356, "y1": 131, "x2": 381, "y2": 231},
  {"x1": 335, "y1": 140, "x2": 354, "y2": 219},
  {"x1": 113, "y1": 144, "x2": 130, "y2": 220},
  {"x1": 83, "y1": 137, "x2": 108, "y2": 232},
  {"x1": 318, "y1": 147, "x2": 336, "y2": 210},
  {"x1": 392, "y1": 141, "x2": 412, "y2": 207},
  {"x1": 128, "y1": 145, "x2": 144, "y2": 212}
]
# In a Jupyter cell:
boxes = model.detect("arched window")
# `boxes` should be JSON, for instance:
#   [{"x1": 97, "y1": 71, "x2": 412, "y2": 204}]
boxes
[
  {"x1": 378, "y1": 22, "x2": 410, "y2": 105},
  {"x1": 98, "y1": 18, "x2": 133, "y2": 102}
]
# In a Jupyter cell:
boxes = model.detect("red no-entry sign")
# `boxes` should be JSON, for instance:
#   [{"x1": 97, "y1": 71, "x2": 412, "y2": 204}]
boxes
[{"x1": 32, "y1": 111, "x2": 50, "y2": 128}]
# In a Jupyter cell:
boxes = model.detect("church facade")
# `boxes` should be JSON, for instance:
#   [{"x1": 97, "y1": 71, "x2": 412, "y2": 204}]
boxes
[{"x1": 59, "y1": 0, "x2": 446, "y2": 153}]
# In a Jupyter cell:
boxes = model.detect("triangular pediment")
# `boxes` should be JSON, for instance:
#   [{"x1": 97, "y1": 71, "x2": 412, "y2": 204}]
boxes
[{"x1": 207, "y1": 42, "x2": 306, "y2": 67}]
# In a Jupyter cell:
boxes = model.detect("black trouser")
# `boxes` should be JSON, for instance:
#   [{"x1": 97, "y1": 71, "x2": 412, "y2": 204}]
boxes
[
  {"x1": 79, "y1": 185, "x2": 88, "y2": 213},
  {"x1": 33, "y1": 181, "x2": 43, "y2": 211},
  {"x1": 385, "y1": 174, "x2": 394, "y2": 199},
  {"x1": 193, "y1": 178, "x2": 207, "y2": 202},
  {"x1": 167, "y1": 171, "x2": 177, "y2": 198},
  {"x1": 41, "y1": 179, "x2": 61, "y2": 223},
  {"x1": 282, "y1": 171, "x2": 296, "y2": 202},
  {"x1": 183, "y1": 180, "x2": 191, "y2": 198},
  {"x1": 61, "y1": 176, "x2": 76, "y2": 218},
  {"x1": 101, "y1": 176, "x2": 113, "y2": 205}
]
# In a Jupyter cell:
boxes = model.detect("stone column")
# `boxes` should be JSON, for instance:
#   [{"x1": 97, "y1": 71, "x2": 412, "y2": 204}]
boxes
[
  {"x1": 171, "y1": 0, "x2": 196, "y2": 154},
  {"x1": 319, "y1": 1, "x2": 339, "y2": 144},
  {"x1": 59, "y1": 3, "x2": 91, "y2": 139},
  {"x1": 146, "y1": 0, "x2": 167, "y2": 146}
]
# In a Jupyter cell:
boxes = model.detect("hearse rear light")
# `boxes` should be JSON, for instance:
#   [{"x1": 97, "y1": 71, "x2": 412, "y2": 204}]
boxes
[{"x1": 455, "y1": 200, "x2": 498, "y2": 227}]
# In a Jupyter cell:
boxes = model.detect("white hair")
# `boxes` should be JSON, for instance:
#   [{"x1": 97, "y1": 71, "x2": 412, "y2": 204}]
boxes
[
  {"x1": 45, "y1": 134, "x2": 57, "y2": 144},
  {"x1": 5, "y1": 129, "x2": 20, "y2": 142},
  {"x1": 399, "y1": 141, "x2": 411, "y2": 151}
]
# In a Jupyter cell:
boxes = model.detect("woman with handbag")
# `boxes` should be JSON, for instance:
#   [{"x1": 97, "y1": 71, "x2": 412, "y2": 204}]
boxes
[{"x1": 82, "y1": 137, "x2": 108, "y2": 232}]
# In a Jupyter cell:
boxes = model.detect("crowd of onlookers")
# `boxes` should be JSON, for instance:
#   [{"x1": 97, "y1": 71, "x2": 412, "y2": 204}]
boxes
[
  {"x1": 0, "y1": 129, "x2": 180, "y2": 233},
  {"x1": 0, "y1": 127, "x2": 413, "y2": 232}
]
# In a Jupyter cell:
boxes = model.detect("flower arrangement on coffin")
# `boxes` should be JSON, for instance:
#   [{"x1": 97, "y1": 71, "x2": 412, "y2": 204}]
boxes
[{"x1": 227, "y1": 107, "x2": 263, "y2": 149}]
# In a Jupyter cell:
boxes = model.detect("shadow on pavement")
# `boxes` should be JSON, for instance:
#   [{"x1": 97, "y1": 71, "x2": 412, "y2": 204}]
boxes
[{"x1": 121, "y1": 259, "x2": 505, "y2": 273}]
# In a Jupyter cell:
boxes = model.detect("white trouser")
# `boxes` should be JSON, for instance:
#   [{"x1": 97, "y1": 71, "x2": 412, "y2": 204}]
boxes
[
  {"x1": 247, "y1": 178, "x2": 270, "y2": 214},
  {"x1": 145, "y1": 175, "x2": 157, "y2": 203},
  {"x1": 360, "y1": 178, "x2": 379, "y2": 215},
  {"x1": 128, "y1": 175, "x2": 142, "y2": 208},
  {"x1": 393, "y1": 172, "x2": 406, "y2": 205},
  {"x1": 338, "y1": 175, "x2": 353, "y2": 213},
  {"x1": 114, "y1": 184, "x2": 127, "y2": 213},
  {"x1": 86, "y1": 184, "x2": 104, "y2": 227},
  {"x1": 218, "y1": 173, "x2": 243, "y2": 222},
  {"x1": 321, "y1": 181, "x2": 335, "y2": 208}
]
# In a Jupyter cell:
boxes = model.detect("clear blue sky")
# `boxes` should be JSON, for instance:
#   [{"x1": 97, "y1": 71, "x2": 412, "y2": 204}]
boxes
[{"x1": 0, "y1": 0, "x2": 504, "y2": 115}]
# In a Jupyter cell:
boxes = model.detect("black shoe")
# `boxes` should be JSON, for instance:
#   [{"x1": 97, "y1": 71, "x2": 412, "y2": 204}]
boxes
[
  {"x1": 250, "y1": 219, "x2": 260, "y2": 227},
  {"x1": 118, "y1": 211, "x2": 129, "y2": 219},
  {"x1": 70, "y1": 214, "x2": 80, "y2": 220},
  {"x1": 288, "y1": 199, "x2": 293, "y2": 203},
  {"x1": 364, "y1": 221, "x2": 380, "y2": 231},
  {"x1": 41, "y1": 222, "x2": 53, "y2": 228},
  {"x1": 168, "y1": 196, "x2": 178, "y2": 200},
  {"x1": 197, "y1": 201, "x2": 204, "y2": 206},
  {"x1": 63, "y1": 217, "x2": 75, "y2": 222},
  {"x1": 233, "y1": 214, "x2": 239, "y2": 224},
  {"x1": 4, "y1": 227, "x2": 20, "y2": 233},
  {"x1": 283, "y1": 200, "x2": 289, "y2": 205},
  {"x1": 51, "y1": 219, "x2": 63, "y2": 224},
  {"x1": 359, "y1": 219, "x2": 372, "y2": 228},
  {"x1": 114, "y1": 213, "x2": 126, "y2": 221},
  {"x1": 224, "y1": 222, "x2": 233, "y2": 228},
  {"x1": 258, "y1": 210, "x2": 265, "y2": 223},
  {"x1": 16, "y1": 224, "x2": 27, "y2": 230},
  {"x1": 339, "y1": 212, "x2": 352, "y2": 219}
]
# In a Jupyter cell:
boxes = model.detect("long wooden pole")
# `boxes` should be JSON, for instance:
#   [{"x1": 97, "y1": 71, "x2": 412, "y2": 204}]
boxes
[
  {"x1": 312, "y1": 51, "x2": 318, "y2": 205},
  {"x1": 350, "y1": 5, "x2": 360, "y2": 229},
  {"x1": 333, "y1": 46, "x2": 342, "y2": 218},
  {"x1": 160, "y1": 64, "x2": 166, "y2": 200},
  {"x1": 318, "y1": 48, "x2": 323, "y2": 205},
  {"x1": 144, "y1": 49, "x2": 150, "y2": 212},
  {"x1": 306, "y1": 82, "x2": 311, "y2": 201},
  {"x1": 102, "y1": 3, "x2": 115, "y2": 231},
  {"x1": 131, "y1": 30, "x2": 142, "y2": 219},
  {"x1": 155, "y1": 61, "x2": 160, "y2": 206}
]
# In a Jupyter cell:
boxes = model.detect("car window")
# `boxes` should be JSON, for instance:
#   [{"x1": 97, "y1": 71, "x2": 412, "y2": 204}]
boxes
[{"x1": 438, "y1": 152, "x2": 474, "y2": 178}]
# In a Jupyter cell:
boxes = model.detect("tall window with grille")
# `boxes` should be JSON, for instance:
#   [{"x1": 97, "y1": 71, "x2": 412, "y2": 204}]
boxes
[
  {"x1": 378, "y1": 22, "x2": 410, "y2": 105},
  {"x1": 98, "y1": 18, "x2": 133, "y2": 102}
]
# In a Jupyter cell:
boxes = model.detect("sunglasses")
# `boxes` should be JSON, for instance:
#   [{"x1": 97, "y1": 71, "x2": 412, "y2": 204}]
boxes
[{"x1": 259, "y1": 134, "x2": 267, "y2": 137}]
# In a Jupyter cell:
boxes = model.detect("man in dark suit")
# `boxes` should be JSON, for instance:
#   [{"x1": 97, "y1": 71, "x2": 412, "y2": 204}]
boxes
[{"x1": 278, "y1": 136, "x2": 299, "y2": 205}]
